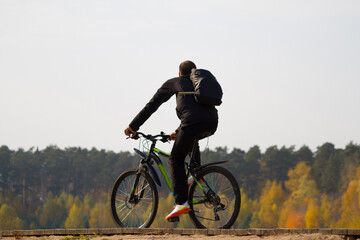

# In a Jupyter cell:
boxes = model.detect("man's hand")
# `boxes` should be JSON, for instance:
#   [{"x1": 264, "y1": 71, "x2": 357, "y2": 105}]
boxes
[
  {"x1": 124, "y1": 126, "x2": 137, "y2": 138},
  {"x1": 169, "y1": 132, "x2": 177, "y2": 141}
]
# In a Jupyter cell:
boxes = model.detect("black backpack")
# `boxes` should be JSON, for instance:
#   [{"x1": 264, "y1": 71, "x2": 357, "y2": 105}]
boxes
[{"x1": 184, "y1": 69, "x2": 223, "y2": 106}]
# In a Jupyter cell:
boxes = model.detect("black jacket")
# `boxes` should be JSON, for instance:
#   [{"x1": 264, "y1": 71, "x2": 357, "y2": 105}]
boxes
[{"x1": 129, "y1": 76, "x2": 218, "y2": 132}]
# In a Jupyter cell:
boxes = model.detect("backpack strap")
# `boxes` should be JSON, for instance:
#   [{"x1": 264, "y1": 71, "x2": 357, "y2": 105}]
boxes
[{"x1": 178, "y1": 91, "x2": 195, "y2": 95}]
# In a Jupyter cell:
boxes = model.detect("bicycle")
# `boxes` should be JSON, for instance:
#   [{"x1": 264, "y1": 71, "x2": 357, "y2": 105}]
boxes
[{"x1": 110, "y1": 131, "x2": 241, "y2": 229}]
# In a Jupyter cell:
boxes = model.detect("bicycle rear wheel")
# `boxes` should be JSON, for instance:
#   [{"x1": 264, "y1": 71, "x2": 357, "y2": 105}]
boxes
[
  {"x1": 110, "y1": 169, "x2": 158, "y2": 228},
  {"x1": 188, "y1": 166, "x2": 241, "y2": 229}
]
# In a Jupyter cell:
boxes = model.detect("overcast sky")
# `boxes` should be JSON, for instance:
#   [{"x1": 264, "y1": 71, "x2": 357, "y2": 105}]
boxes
[{"x1": 1, "y1": 0, "x2": 359, "y2": 154}]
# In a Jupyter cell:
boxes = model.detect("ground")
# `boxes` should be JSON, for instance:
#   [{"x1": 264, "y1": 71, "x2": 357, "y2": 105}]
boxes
[{"x1": 0, "y1": 234, "x2": 344, "y2": 240}]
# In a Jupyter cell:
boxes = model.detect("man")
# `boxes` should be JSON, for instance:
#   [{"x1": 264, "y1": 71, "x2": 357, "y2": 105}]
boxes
[{"x1": 124, "y1": 60, "x2": 218, "y2": 220}]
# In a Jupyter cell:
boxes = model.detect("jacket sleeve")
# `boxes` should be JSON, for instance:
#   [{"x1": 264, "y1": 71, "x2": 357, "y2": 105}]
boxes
[{"x1": 129, "y1": 79, "x2": 177, "y2": 131}]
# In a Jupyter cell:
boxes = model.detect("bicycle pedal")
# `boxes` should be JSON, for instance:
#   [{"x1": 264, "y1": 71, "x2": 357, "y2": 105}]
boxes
[{"x1": 167, "y1": 216, "x2": 180, "y2": 222}]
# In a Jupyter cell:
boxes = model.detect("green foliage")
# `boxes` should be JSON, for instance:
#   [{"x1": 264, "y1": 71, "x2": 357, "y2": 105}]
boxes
[
  {"x1": 311, "y1": 143, "x2": 339, "y2": 194},
  {"x1": 39, "y1": 192, "x2": 67, "y2": 228},
  {"x1": 261, "y1": 146, "x2": 297, "y2": 183}
]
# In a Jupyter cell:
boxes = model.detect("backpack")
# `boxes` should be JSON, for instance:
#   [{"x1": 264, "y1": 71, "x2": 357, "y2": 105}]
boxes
[{"x1": 179, "y1": 69, "x2": 223, "y2": 106}]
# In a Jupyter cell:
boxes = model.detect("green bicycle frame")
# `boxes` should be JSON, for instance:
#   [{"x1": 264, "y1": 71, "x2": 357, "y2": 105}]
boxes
[{"x1": 152, "y1": 147, "x2": 173, "y2": 193}]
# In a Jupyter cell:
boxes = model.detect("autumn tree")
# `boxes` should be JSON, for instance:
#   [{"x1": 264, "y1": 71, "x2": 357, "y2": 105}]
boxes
[
  {"x1": 64, "y1": 203, "x2": 85, "y2": 228},
  {"x1": 235, "y1": 190, "x2": 254, "y2": 228},
  {"x1": 39, "y1": 192, "x2": 67, "y2": 228},
  {"x1": 337, "y1": 167, "x2": 360, "y2": 228},
  {"x1": 305, "y1": 198, "x2": 320, "y2": 228},
  {"x1": 88, "y1": 201, "x2": 116, "y2": 228},
  {"x1": 257, "y1": 181, "x2": 286, "y2": 227},
  {"x1": 279, "y1": 162, "x2": 318, "y2": 228},
  {"x1": 0, "y1": 204, "x2": 24, "y2": 230}
]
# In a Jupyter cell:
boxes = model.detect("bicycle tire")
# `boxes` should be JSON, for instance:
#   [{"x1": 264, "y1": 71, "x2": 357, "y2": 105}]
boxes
[
  {"x1": 110, "y1": 169, "x2": 158, "y2": 228},
  {"x1": 188, "y1": 166, "x2": 241, "y2": 229}
]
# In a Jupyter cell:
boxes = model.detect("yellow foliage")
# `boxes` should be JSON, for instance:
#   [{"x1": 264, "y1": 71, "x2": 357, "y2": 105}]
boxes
[
  {"x1": 305, "y1": 198, "x2": 320, "y2": 228},
  {"x1": 258, "y1": 181, "x2": 286, "y2": 227},
  {"x1": 58, "y1": 191, "x2": 74, "y2": 212},
  {"x1": 64, "y1": 203, "x2": 85, "y2": 228},
  {"x1": 89, "y1": 202, "x2": 116, "y2": 228},
  {"x1": 237, "y1": 190, "x2": 259, "y2": 228},
  {"x1": 337, "y1": 170, "x2": 360, "y2": 228},
  {"x1": 0, "y1": 204, "x2": 24, "y2": 230},
  {"x1": 279, "y1": 162, "x2": 319, "y2": 228},
  {"x1": 285, "y1": 162, "x2": 318, "y2": 209},
  {"x1": 320, "y1": 195, "x2": 332, "y2": 227}
]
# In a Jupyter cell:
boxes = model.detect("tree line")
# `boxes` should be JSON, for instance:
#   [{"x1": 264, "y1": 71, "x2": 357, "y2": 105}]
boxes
[{"x1": 0, "y1": 142, "x2": 360, "y2": 229}]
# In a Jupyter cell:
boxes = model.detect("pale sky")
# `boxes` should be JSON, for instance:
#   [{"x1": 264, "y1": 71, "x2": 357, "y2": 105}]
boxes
[{"x1": 1, "y1": 0, "x2": 359, "y2": 154}]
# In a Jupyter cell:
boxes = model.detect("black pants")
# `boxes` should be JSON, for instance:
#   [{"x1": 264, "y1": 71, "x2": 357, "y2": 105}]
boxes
[{"x1": 169, "y1": 121, "x2": 218, "y2": 204}]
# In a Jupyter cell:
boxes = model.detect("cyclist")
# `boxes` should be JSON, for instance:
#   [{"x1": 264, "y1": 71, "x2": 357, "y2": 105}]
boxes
[{"x1": 124, "y1": 60, "x2": 218, "y2": 220}]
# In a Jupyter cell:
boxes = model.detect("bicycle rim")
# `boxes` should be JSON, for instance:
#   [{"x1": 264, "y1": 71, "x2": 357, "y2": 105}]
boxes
[
  {"x1": 111, "y1": 169, "x2": 158, "y2": 228},
  {"x1": 188, "y1": 166, "x2": 240, "y2": 229}
]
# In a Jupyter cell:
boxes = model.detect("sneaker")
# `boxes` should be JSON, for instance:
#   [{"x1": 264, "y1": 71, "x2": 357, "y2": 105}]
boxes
[{"x1": 165, "y1": 201, "x2": 191, "y2": 220}]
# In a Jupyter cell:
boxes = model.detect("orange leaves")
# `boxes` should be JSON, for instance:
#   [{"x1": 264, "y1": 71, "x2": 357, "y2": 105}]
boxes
[{"x1": 285, "y1": 211, "x2": 305, "y2": 228}]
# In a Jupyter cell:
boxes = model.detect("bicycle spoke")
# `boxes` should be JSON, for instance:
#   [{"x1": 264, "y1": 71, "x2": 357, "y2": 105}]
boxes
[
  {"x1": 115, "y1": 201, "x2": 126, "y2": 209},
  {"x1": 117, "y1": 204, "x2": 128, "y2": 212},
  {"x1": 135, "y1": 183, "x2": 150, "y2": 195},
  {"x1": 117, "y1": 188, "x2": 130, "y2": 196},
  {"x1": 121, "y1": 208, "x2": 134, "y2": 222}
]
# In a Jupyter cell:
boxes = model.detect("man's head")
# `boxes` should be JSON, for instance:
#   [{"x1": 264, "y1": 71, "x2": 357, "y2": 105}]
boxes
[{"x1": 179, "y1": 60, "x2": 196, "y2": 76}]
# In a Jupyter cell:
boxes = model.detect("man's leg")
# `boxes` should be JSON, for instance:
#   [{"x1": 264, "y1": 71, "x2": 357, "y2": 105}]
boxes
[
  {"x1": 168, "y1": 126, "x2": 196, "y2": 205},
  {"x1": 166, "y1": 122, "x2": 218, "y2": 219},
  {"x1": 190, "y1": 121, "x2": 218, "y2": 167}
]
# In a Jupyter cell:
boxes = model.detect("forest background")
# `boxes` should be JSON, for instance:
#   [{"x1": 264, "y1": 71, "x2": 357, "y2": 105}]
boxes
[{"x1": 1, "y1": 141, "x2": 360, "y2": 230}]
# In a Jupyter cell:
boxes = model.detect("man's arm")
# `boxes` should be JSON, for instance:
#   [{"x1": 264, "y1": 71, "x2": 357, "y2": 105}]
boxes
[{"x1": 128, "y1": 79, "x2": 177, "y2": 132}]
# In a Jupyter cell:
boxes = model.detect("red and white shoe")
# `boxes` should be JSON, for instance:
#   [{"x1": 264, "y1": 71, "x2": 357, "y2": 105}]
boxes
[{"x1": 165, "y1": 201, "x2": 191, "y2": 220}]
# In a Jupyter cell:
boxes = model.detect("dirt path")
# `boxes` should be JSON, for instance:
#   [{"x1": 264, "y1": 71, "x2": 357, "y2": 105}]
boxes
[{"x1": 1, "y1": 234, "x2": 344, "y2": 240}]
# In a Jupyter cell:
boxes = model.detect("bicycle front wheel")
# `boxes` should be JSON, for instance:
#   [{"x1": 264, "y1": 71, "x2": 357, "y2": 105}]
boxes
[
  {"x1": 110, "y1": 169, "x2": 158, "y2": 228},
  {"x1": 188, "y1": 166, "x2": 241, "y2": 229}
]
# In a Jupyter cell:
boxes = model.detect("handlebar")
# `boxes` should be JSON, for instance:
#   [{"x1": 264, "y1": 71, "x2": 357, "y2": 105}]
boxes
[{"x1": 128, "y1": 131, "x2": 170, "y2": 143}]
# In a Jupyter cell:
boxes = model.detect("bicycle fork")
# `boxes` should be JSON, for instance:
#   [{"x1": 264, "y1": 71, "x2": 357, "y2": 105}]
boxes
[{"x1": 128, "y1": 169, "x2": 148, "y2": 205}]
